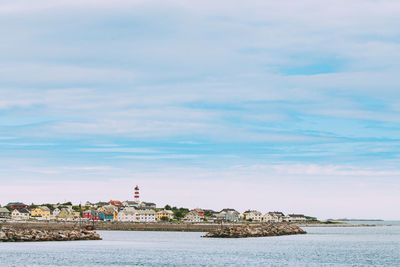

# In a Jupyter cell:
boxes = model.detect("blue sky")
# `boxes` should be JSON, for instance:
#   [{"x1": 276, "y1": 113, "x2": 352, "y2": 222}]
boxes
[{"x1": 1, "y1": 0, "x2": 400, "y2": 219}]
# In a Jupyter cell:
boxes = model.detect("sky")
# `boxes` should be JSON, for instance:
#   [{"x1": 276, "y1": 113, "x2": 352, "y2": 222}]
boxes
[{"x1": 1, "y1": 0, "x2": 400, "y2": 220}]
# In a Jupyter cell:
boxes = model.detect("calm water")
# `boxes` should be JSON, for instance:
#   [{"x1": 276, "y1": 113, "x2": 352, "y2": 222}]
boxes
[{"x1": 1, "y1": 224, "x2": 400, "y2": 266}]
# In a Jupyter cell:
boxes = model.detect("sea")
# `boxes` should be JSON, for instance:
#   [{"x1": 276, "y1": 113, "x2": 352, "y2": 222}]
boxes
[{"x1": 1, "y1": 221, "x2": 399, "y2": 266}]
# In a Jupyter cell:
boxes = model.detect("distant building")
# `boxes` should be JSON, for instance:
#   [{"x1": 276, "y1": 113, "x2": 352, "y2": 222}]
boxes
[
  {"x1": 215, "y1": 209, "x2": 240, "y2": 222},
  {"x1": 286, "y1": 214, "x2": 307, "y2": 222},
  {"x1": 118, "y1": 208, "x2": 138, "y2": 222},
  {"x1": 139, "y1": 202, "x2": 156, "y2": 210},
  {"x1": 156, "y1": 210, "x2": 174, "y2": 221},
  {"x1": 0, "y1": 207, "x2": 10, "y2": 219},
  {"x1": 82, "y1": 210, "x2": 100, "y2": 221},
  {"x1": 98, "y1": 205, "x2": 118, "y2": 221},
  {"x1": 122, "y1": 200, "x2": 139, "y2": 208},
  {"x1": 263, "y1": 212, "x2": 285, "y2": 222},
  {"x1": 56, "y1": 208, "x2": 75, "y2": 221},
  {"x1": 30, "y1": 206, "x2": 51, "y2": 219},
  {"x1": 109, "y1": 200, "x2": 123, "y2": 207},
  {"x1": 193, "y1": 208, "x2": 205, "y2": 218},
  {"x1": 243, "y1": 210, "x2": 262, "y2": 222},
  {"x1": 11, "y1": 209, "x2": 30, "y2": 220},
  {"x1": 7, "y1": 202, "x2": 28, "y2": 210},
  {"x1": 184, "y1": 211, "x2": 201, "y2": 222},
  {"x1": 137, "y1": 209, "x2": 156, "y2": 222}
]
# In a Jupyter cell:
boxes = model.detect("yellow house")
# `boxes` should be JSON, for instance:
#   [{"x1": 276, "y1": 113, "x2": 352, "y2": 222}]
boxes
[
  {"x1": 156, "y1": 210, "x2": 174, "y2": 221},
  {"x1": 30, "y1": 206, "x2": 51, "y2": 219}
]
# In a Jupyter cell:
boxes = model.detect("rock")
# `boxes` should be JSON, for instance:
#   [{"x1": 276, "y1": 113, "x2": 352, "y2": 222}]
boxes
[
  {"x1": 203, "y1": 223, "x2": 306, "y2": 238},
  {"x1": 0, "y1": 227, "x2": 102, "y2": 242}
]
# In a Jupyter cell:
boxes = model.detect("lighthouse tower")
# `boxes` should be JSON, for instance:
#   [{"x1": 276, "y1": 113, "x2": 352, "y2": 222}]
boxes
[{"x1": 134, "y1": 185, "x2": 140, "y2": 203}]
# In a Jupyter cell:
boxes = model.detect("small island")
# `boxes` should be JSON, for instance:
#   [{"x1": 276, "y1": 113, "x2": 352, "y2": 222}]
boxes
[{"x1": 203, "y1": 223, "x2": 306, "y2": 238}]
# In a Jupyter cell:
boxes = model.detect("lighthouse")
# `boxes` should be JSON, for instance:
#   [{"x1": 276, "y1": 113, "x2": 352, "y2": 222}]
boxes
[{"x1": 134, "y1": 185, "x2": 140, "y2": 203}]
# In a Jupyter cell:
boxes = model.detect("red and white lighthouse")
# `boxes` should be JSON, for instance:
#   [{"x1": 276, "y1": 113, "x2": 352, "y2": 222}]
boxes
[{"x1": 134, "y1": 185, "x2": 140, "y2": 202}]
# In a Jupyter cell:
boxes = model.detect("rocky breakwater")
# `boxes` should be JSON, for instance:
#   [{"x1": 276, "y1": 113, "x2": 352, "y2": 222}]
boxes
[
  {"x1": 0, "y1": 227, "x2": 102, "y2": 242},
  {"x1": 203, "y1": 224, "x2": 306, "y2": 238}
]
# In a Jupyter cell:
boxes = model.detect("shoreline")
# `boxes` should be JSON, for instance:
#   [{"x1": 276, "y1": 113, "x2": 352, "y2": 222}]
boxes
[{"x1": 1, "y1": 221, "x2": 375, "y2": 232}]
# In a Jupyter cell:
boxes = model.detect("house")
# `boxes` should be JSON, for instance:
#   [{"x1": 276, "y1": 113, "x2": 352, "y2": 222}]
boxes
[
  {"x1": 109, "y1": 200, "x2": 123, "y2": 207},
  {"x1": 156, "y1": 209, "x2": 174, "y2": 221},
  {"x1": 286, "y1": 214, "x2": 307, "y2": 222},
  {"x1": 243, "y1": 210, "x2": 262, "y2": 222},
  {"x1": 30, "y1": 206, "x2": 51, "y2": 219},
  {"x1": 117, "y1": 208, "x2": 138, "y2": 222},
  {"x1": 0, "y1": 207, "x2": 10, "y2": 219},
  {"x1": 215, "y1": 209, "x2": 240, "y2": 222},
  {"x1": 52, "y1": 208, "x2": 61, "y2": 218},
  {"x1": 11, "y1": 209, "x2": 30, "y2": 220},
  {"x1": 193, "y1": 208, "x2": 205, "y2": 218},
  {"x1": 83, "y1": 209, "x2": 100, "y2": 221},
  {"x1": 122, "y1": 200, "x2": 139, "y2": 208},
  {"x1": 139, "y1": 202, "x2": 156, "y2": 209},
  {"x1": 99, "y1": 211, "x2": 114, "y2": 221},
  {"x1": 56, "y1": 208, "x2": 75, "y2": 221},
  {"x1": 184, "y1": 211, "x2": 201, "y2": 222},
  {"x1": 137, "y1": 209, "x2": 156, "y2": 222},
  {"x1": 7, "y1": 202, "x2": 28, "y2": 210},
  {"x1": 98, "y1": 205, "x2": 118, "y2": 221},
  {"x1": 263, "y1": 212, "x2": 285, "y2": 222}
]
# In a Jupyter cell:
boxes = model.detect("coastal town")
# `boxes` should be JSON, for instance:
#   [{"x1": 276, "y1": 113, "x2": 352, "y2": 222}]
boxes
[{"x1": 0, "y1": 186, "x2": 316, "y2": 224}]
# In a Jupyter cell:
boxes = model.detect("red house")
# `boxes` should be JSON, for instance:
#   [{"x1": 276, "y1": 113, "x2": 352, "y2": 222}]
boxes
[{"x1": 83, "y1": 210, "x2": 100, "y2": 221}]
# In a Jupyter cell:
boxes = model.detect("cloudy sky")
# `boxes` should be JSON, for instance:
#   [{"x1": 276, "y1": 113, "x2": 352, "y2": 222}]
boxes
[{"x1": 1, "y1": 0, "x2": 400, "y2": 219}]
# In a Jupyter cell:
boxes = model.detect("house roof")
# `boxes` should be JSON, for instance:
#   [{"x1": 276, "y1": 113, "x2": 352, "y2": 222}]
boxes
[
  {"x1": 14, "y1": 208, "x2": 30, "y2": 214},
  {"x1": 0, "y1": 207, "x2": 9, "y2": 213},
  {"x1": 288, "y1": 214, "x2": 305, "y2": 217}
]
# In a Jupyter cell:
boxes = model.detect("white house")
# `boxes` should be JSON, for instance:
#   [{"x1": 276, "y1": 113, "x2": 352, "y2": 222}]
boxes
[
  {"x1": 137, "y1": 209, "x2": 156, "y2": 222},
  {"x1": 184, "y1": 211, "x2": 201, "y2": 222},
  {"x1": 11, "y1": 209, "x2": 30, "y2": 220},
  {"x1": 243, "y1": 210, "x2": 262, "y2": 222},
  {"x1": 263, "y1": 212, "x2": 285, "y2": 222},
  {"x1": 286, "y1": 214, "x2": 307, "y2": 222},
  {"x1": 117, "y1": 208, "x2": 138, "y2": 222},
  {"x1": 51, "y1": 208, "x2": 61, "y2": 219}
]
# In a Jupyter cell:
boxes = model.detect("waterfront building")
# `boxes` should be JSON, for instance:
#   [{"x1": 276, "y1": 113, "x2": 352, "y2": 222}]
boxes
[
  {"x1": 137, "y1": 209, "x2": 156, "y2": 222},
  {"x1": 11, "y1": 209, "x2": 30, "y2": 220},
  {"x1": 184, "y1": 211, "x2": 201, "y2": 222},
  {"x1": 117, "y1": 208, "x2": 138, "y2": 222},
  {"x1": 98, "y1": 205, "x2": 118, "y2": 221},
  {"x1": 215, "y1": 209, "x2": 241, "y2": 222},
  {"x1": 0, "y1": 207, "x2": 10, "y2": 219},
  {"x1": 156, "y1": 209, "x2": 174, "y2": 221},
  {"x1": 30, "y1": 206, "x2": 51, "y2": 219},
  {"x1": 56, "y1": 208, "x2": 75, "y2": 221},
  {"x1": 286, "y1": 214, "x2": 307, "y2": 222},
  {"x1": 83, "y1": 210, "x2": 100, "y2": 221},
  {"x1": 193, "y1": 208, "x2": 205, "y2": 218},
  {"x1": 6, "y1": 202, "x2": 28, "y2": 210},
  {"x1": 243, "y1": 210, "x2": 262, "y2": 222},
  {"x1": 263, "y1": 211, "x2": 285, "y2": 222},
  {"x1": 51, "y1": 208, "x2": 61, "y2": 220}
]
